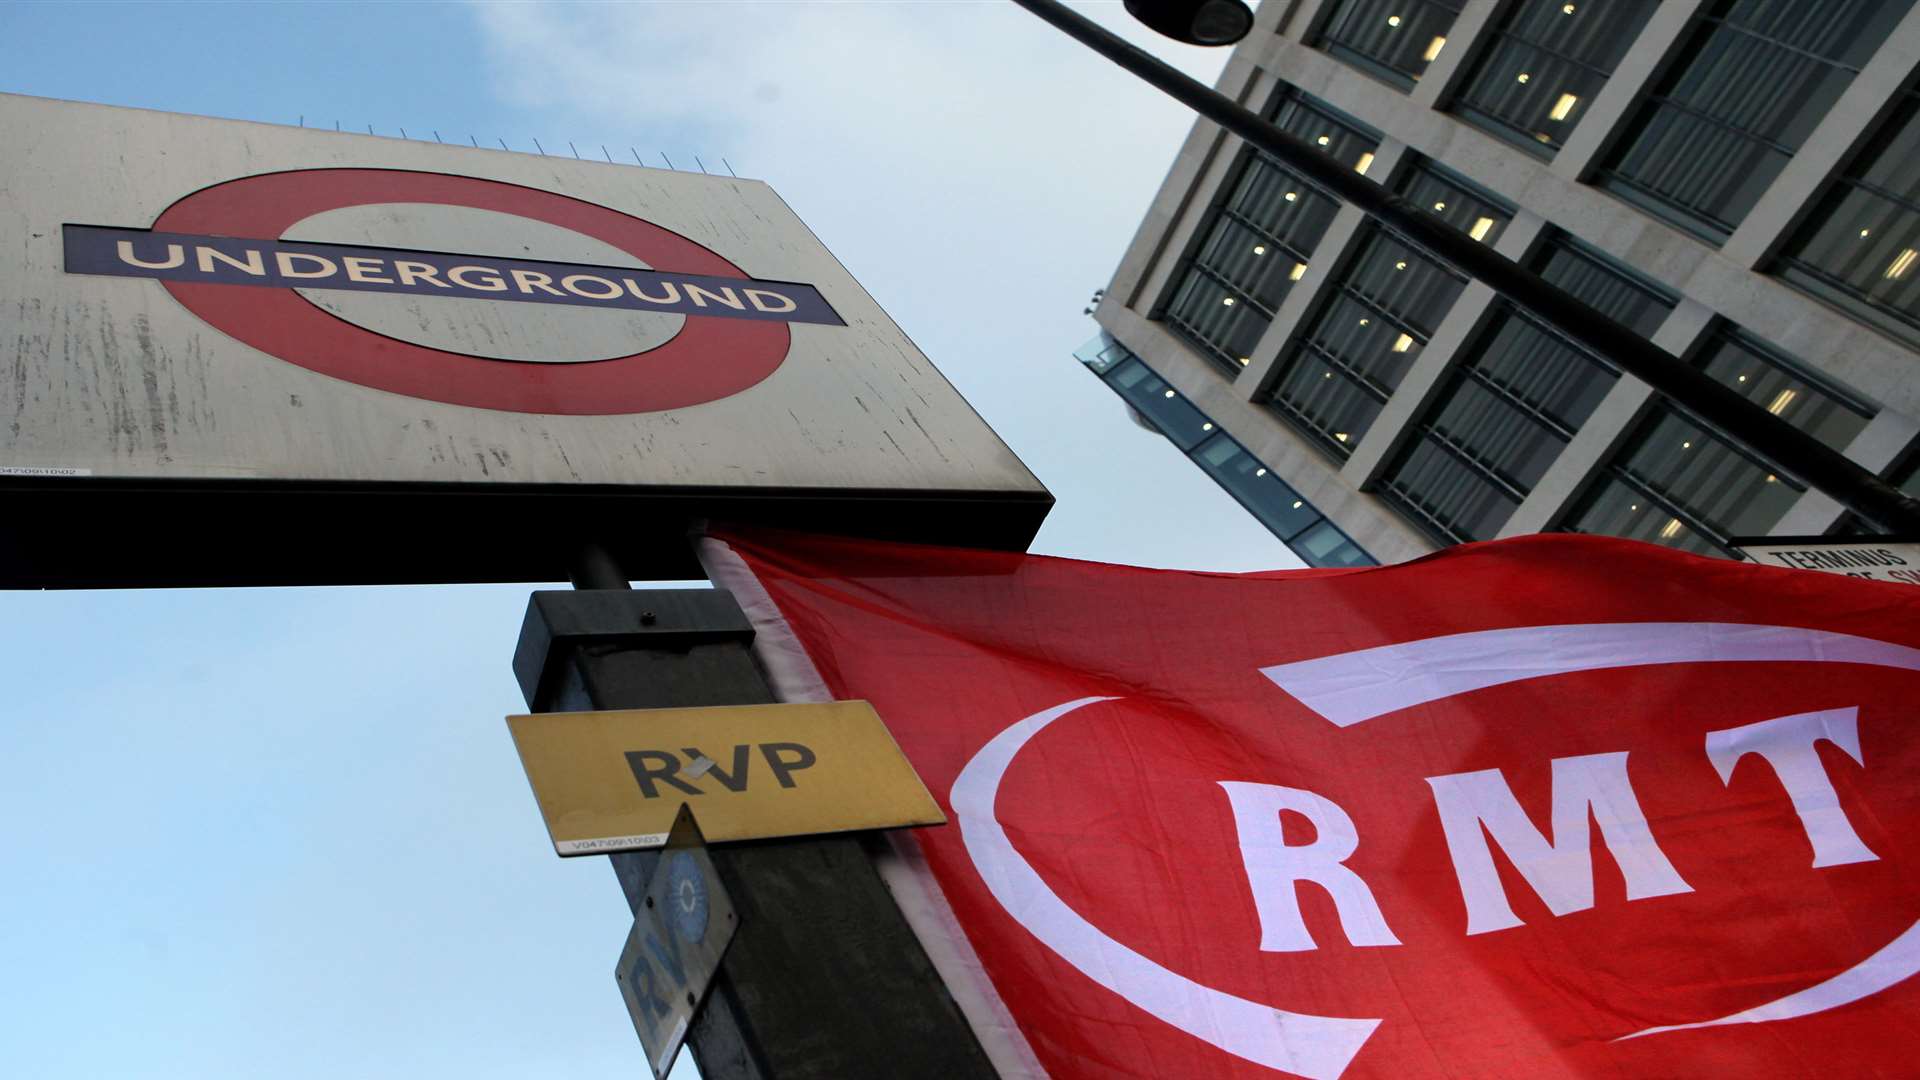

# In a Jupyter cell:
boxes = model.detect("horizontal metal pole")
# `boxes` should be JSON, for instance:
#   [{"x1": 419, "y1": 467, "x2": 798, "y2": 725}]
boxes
[{"x1": 1016, "y1": 0, "x2": 1920, "y2": 534}]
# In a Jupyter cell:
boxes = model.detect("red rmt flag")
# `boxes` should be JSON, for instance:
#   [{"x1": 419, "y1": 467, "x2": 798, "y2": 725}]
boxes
[{"x1": 700, "y1": 529, "x2": 1920, "y2": 1079}]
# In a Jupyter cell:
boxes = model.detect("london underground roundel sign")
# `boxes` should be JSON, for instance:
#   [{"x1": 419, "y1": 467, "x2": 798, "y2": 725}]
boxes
[
  {"x1": 65, "y1": 168, "x2": 842, "y2": 414},
  {"x1": 8, "y1": 96, "x2": 1050, "y2": 589}
]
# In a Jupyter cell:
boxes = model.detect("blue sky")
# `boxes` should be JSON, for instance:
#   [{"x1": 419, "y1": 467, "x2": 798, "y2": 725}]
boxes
[{"x1": 0, "y1": 2, "x2": 1285, "y2": 1076}]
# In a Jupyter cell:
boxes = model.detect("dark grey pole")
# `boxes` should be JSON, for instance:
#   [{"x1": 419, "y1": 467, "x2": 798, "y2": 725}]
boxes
[
  {"x1": 567, "y1": 539, "x2": 630, "y2": 591},
  {"x1": 513, "y1": 546, "x2": 998, "y2": 1080},
  {"x1": 1012, "y1": 0, "x2": 1920, "y2": 534}
]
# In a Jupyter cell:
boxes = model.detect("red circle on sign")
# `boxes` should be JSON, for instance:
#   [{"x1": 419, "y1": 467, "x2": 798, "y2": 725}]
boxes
[{"x1": 151, "y1": 169, "x2": 791, "y2": 414}]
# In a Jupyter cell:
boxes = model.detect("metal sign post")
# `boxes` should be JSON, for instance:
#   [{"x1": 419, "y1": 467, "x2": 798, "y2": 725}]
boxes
[
  {"x1": 4, "y1": 94, "x2": 1033, "y2": 1079},
  {"x1": 512, "y1": 570, "x2": 998, "y2": 1080}
]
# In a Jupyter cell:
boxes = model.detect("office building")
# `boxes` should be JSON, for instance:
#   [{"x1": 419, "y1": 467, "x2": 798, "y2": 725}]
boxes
[{"x1": 1084, "y1": 0, "x2": 1920, "y2": 567}]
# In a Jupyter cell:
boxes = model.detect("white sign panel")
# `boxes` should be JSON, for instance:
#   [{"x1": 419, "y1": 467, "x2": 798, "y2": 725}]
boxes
[
  {"x1": 0, "y1": 93, "x2": 1048, "y2": 585},
  {"x1": 1735, "y1": 540, "x2": 1920, "y2": 586}
]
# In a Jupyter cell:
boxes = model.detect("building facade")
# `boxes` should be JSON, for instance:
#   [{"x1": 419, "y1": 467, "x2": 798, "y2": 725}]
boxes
[{"x1": 1085, "y1": 0, "x2": 1920, "y2": 567}]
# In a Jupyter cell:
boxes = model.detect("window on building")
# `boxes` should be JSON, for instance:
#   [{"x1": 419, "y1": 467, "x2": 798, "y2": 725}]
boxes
[
  {"x1": 1076, "y1": 333, "x2": 1379, "y2": 567},
  {"x1": 1194, "y1": 434, "x2": 1324, "y2": 538},
  {"x1": 1596, "y1": 0, "x2": 1911, "y2": 242},
  {"x1": 1528, "y1": 230, "x2": 1678, "y2": 339},
  {"x1": 1192, "y1": 434, "x2": 1377, "y2": 565},
  {"x1": 1778, "y1": 83, "x2": 1920, "y2": 347},
  {"x1": 1318, "y1": 0, "x2": 1465, "y2": 90},
  {"x1": 1162, "y1": 91, "x2": 1381, "y2": 377},
  {"x1": 1398, "y1": 157, "x2": 1515, "y2": 244},
  {"x1": 1379, "y1": 308, "x2": 1618, "y2": 543},
  {"x1": 1563, "y1": 405, "x2": 1805, "y2": 555},
  {"x1": 1694, "y1": 326, "x2": 1874, "y2": 452},
  {"x1": 1105, "y1": 357, "x2": 1215, "y2": 450},
  {"x1": 1292, "y1": 519, "x2": 1377, "y2": 567},
  {"x1": 1263, "y1": 228, "x2": 1467, "y2": 458},
  {"x1": 1453, "y1": 0, "x2": 1659, "y2": 157},
  {"x1": 1072, "y1": 333, "x2": 1134, "y2": 374}
]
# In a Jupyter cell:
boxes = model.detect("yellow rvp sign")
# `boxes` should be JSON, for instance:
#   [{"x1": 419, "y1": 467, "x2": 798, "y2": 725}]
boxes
[{"x1": 506, "y1": 700, "x2": 946, "y2": 856}]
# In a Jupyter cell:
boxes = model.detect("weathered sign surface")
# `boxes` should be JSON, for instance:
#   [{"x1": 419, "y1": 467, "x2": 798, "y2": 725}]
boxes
[{"x1": 0, "y1": 93, "x2": 1048, "y2": 586}]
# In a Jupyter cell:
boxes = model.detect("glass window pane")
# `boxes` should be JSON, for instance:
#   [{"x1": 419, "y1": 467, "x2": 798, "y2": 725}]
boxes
[
  {"x1": 1397, "y1": 158, "x2": 1515, "y2": 244},
  {"x1": 1454, "y1": 0, "x2": 1660, "y2": 156},
  {"x1": 1271, "y1": 94, "x2": 1383, "y2": 174},
  {"x1": 1080, "y1": 338, "x2": 1378, "y2": 564},
  {"x1": 1563, "y1": 474, "x2": 1722, "y2": 556},
  {"x1": 1163, "y1": 268, "x2": 1268, "y2": 372},
  {"x1": 1292, "y1": 520, "x2": 1362, "y2": 565},
  {"x1": 1471, "y1": 311, "x2": 1619, "y2": 430},
  {"x1": 1319, "y1": 0, "x2": 1466, "y2": 89},
  {"x1": 1194, "y1": 216, "x2": 1295, "y2": 312},
  {"x1": 1597, "y1": 0, "x2": 1912, "y2": 241},
  {"x1": 1342, "y1": 232, "x2": 1468, "y2": 335},
  {"x1": 1074, "y1": 331, "x2": 1126, "y2": 374},
  {"x1": 1694, "y1": 328, "x2": 1874, "y2": 451},
  {"x1": 1314, "y1": 539, "x2": 1377, "y2": 567},
  {"x1": 1377, "y1": 308, "x2": 1616, "y2": 544},
  {"x1": 1160, "y1": 88, "x2": 1381, "y2": 376},
  {"x1": 1529, "y1": 230, "x2": 1677, "y2": 339},
  {"x1": 1430, "y1": 376, "x2": 1563, "y2": 490},
  {"x1": 1612, "y1": 406, "x2": 1806, "y2": 545},
  {"x1": 1380, "y1": 432, "x2": 1524, "y2": 542},
  {"x1": 1263, "y1": 229, "x2": 1467, "y2": 456},
  {"x1": 1191, "y1": 434, "x2": 1324, "y2": 538},
  {"x1": 1104, "y1": 359, "x2": 1215, "y2": 450},
  {"x1": 1779, "y1": 85, "x2": 1920, "y2": 346},
  {"x1": 1266, "y1": 348, "x2": 1386, "y2": 457}
]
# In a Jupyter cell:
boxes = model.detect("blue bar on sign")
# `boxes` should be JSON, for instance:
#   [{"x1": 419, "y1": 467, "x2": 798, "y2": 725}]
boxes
[{"x1": 61, "y1": 224, "x2": 844, "y2": 326}]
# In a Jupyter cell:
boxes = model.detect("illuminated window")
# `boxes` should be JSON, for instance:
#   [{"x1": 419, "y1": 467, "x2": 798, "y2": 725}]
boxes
[
  {"x1": 1161, "y1": 88, "x2": 1380, "y2": 377},
  {"x1": 1778, "y1": 81, "x2": 1920, "y2": 347},
  {"x1": 1380, "y1": 307, "x2": 1617, "y2": 543},
  {"x1": 1563, "y1": 407, "x2": 1806, "y2": 557},
  {"x1": 1453, "y1": 0, "x2": 1657, "y2": 158},
  {"x1": 1077, "y1": 333, "x2": 1377, "y2": 567},
  {"x1": 1101, "y1": 354, "x2": 1214, "y2": 451},
  {"x1": 1319, "y1": 0, "x2": 1465, "y2": 90},
  {"x1": 1694, "y1": 327, "x2": 1873, "y2": 452},
  {"x1": 1260, "y1": 229, "x2": 1466, "y2": 458},
  {"x1": 1397, "y1": 158, "x2": 1514, "y2": 245},
  {"x1": 1193, "y1": 432, "x2": 1356, "y2": 556},
  {"x1": 1597, "y1": 0, "x2": 1912, "y2": 242}
]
